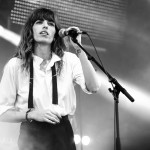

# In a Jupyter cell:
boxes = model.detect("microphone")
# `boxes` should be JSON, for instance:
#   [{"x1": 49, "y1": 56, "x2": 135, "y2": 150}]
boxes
[{"x1": 59, "y1": 28, "x2": 86, "y2": 38}]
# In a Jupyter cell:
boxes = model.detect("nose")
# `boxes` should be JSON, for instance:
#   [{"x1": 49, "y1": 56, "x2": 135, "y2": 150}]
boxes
[{"x1": 43, "y1": 20, "x2": 48, "y2": 29}]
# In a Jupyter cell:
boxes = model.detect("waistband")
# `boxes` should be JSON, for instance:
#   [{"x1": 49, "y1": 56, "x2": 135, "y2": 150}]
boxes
[{"x1": 21, "y1": 115, "x2": 69, "y2": 129}]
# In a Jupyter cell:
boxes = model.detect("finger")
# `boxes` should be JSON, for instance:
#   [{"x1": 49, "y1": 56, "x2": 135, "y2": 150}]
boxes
[
  {"x1": 57, "y1": 113, "x2": 62, "y2": 119},
  {"x1": 48, "y1": 109, "x2": 62, "y2": 119},
  {"x1": 44, "y1": 118, "x2": 57, "y2": 124},
  {"x1": 45, "y1": 113, "x2": 60, "y2": 123},
  {"x1": 53, "y1": 111, "x2": 62, "y2": 119}
]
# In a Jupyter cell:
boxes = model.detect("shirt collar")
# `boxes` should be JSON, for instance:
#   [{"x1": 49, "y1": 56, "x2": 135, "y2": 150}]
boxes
[{"x1": 33, "y1": 52, "x2": 61, "y2": 66}]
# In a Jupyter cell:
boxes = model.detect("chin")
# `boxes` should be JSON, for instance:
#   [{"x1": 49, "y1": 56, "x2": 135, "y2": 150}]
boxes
[
  {"x1": 38, "y1": 40, "x2": 52, "y2": 45},
  {"x1": 35, "y1": 37, "x2": 53, "y2": 44}
]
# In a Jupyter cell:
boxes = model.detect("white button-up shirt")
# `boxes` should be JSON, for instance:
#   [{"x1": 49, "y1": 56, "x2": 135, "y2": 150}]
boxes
[{"x1": 0, "y1": 51, "x2": 91, "y2": 117}]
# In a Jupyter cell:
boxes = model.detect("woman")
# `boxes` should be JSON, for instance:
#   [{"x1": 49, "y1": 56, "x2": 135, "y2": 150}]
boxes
[{"x1": 0, "y1": 7, "x2": 100, "y2": 150}]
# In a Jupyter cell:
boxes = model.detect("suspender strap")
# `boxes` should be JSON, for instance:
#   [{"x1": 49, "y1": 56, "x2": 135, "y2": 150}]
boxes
[
  {"x1": 52, "y1": 64, "x2": 58, "y2": 104},
  {"x1": 28, "y1": 60, "x2": 58, "y2": 108},
  {"x1": 28, "y1": 58, "x2": 34, "y2": 108}
]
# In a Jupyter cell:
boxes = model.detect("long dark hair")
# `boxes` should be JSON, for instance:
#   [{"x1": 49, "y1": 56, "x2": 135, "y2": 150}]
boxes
[{"x1": 15, "y1": 7, "x2": 66, "y2": 74}]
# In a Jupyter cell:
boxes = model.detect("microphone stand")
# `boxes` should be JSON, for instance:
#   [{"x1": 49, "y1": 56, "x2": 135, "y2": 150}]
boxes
[{"x1": 71, "y1": 36, "x2": 135, "y2": 150}]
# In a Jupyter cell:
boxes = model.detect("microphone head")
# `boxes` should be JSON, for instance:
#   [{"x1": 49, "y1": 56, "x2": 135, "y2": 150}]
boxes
[
  {"x1": 58, "y1": 29, "x2": 66, "y2": 38},
  {"x1": 58, "y1": 28, "x2": 87, "y2": 38}
]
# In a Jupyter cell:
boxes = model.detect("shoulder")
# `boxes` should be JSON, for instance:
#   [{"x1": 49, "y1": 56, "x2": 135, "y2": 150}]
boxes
[
  {"x1": 63, "y1": 51, "x2": 79, "y2": 63},
  {"x1": 4, "y1": 57, "x2": 22, "y2": 72}
]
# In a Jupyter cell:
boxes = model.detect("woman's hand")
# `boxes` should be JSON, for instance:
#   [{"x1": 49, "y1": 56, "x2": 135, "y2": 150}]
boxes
[
  {"x1": 29, "y1": 108, "x2": 62, "y2": 124},
  {"x1": 67, "y1": 26, "x2": 82, "y2": 50}
]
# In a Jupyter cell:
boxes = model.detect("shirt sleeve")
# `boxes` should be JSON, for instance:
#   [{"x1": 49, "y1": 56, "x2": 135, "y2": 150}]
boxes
[
  {"x1": 72, "y1": 54, "x2": 92, "y2": 94},
  {"x1": 0, "y1": 58, "x2": 18, "y2": 116}
]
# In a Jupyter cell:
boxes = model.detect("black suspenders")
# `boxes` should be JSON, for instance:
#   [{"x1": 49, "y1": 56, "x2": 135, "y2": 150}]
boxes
[
  {"x1": 51, "y1": 64, "x2": 58, "y2": 104},
  {"x1": 28, "y1": 59, "x2": 58, "y2": 108},
  {"x1": 28, "y1": 58, "x2": 34, "y2": 108}
]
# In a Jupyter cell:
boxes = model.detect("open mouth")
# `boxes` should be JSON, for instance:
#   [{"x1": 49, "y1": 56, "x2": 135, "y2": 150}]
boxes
[{"x1": 40, "y1": 31, "x2": 48, "y2": 35}]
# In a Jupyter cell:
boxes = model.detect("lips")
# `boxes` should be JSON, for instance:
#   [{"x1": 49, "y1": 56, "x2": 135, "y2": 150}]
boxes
[{"x1": 40, "y1": 31, "x2": 48, "y2": 35}]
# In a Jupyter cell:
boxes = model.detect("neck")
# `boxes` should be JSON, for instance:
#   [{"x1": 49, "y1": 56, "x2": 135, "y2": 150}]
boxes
[{"x1": 34, "y1": 43, "x2": 52, "y2": 60}]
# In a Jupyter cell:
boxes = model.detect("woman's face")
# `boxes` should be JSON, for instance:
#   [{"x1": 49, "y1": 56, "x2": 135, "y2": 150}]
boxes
[{"x1": 32, "y1": 19, "x2": 56, "y2": 44}]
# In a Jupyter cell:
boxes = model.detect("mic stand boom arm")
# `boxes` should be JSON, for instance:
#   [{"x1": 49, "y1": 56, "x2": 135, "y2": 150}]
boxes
[
  {"x1": 72, "y1": 37, "x2": 134, "y2": 150},
  {"x1": 72, "y1": 38, "x2": 134, "y2": 102}
]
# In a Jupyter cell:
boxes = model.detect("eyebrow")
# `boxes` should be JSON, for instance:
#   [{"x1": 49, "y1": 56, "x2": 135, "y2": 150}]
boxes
[{"x1": 35, "y1": 19, "x2": 55, "y2": 23}]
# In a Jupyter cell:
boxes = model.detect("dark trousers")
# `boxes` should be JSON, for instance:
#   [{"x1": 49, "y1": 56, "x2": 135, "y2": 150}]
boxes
[{"x1": 18, "y1": 116, "x2": 76, "y2": 150}]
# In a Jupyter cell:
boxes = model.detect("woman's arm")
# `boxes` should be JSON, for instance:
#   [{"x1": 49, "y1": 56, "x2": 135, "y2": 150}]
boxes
[
  {"x1": 77, "y1": 50, "x2": 100, "y2": 93},
  {"x1": 68, "y1": 26, "x2": 100, "y2": 93},
  {"x1": 0, "y1": 108, "x2": 61, "y2": 124},
  {"x1": 0, "y1": 109, "x2": 26, "y2": 123},
  {"x1": 0, "y1": 58, "x2": 61, "y2": 124}
]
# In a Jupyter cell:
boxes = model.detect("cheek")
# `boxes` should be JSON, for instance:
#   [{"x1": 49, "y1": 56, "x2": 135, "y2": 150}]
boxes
[
  {"x1": 32, "y1": 26, "x2": 40, "y2": 41},
  {"x1": 50, "y1": 28, "x2": 56, "y2": 38},
  {"x1": 32, "y1": 29, "x2": 38, "y2": 40}
]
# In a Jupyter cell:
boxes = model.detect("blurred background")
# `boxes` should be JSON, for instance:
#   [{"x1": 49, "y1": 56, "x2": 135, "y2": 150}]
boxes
[{"x1": 0, "y1": 0, "x2": 150, "y2": 150}]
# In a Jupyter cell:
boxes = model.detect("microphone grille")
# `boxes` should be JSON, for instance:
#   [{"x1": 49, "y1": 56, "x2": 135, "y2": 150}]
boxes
[{"x1": 58, "y1": 28, "x2": 66, "y2": 38}]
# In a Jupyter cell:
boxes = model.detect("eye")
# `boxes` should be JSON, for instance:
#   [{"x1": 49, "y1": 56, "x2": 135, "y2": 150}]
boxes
[
  {"x1": 48, "y1": 21, "x2": 55, "y2": 26},
  {"x1": 35, "y1": 20, "x2": 43, "y2": 24}
]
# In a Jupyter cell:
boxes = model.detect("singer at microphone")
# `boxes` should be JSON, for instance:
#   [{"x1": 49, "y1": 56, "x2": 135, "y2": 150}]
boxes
[{"x1": 0, "y1": 7, "x2": 100, "y2": 150}]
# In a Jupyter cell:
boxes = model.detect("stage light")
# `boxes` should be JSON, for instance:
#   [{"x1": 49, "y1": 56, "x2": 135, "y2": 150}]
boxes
[
  {"x1": 10, "y1": 0, "x2": 127, "y2": 43},
  {"x1": 97, "y1": 71, "x2": 150, "y2": 122},
  {"x1": 0, "y1": 25, "x2": 20, "y2": 46},
  {"x1": 74, "y1": 134, "x2": 81, "y2": 145},
  {"x1": 82, "y1": 135, "x2": 90, "y2": 146}
]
